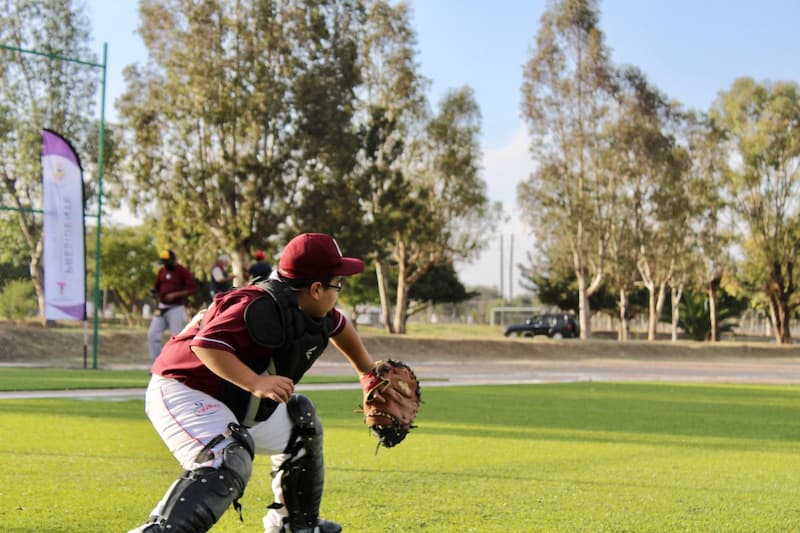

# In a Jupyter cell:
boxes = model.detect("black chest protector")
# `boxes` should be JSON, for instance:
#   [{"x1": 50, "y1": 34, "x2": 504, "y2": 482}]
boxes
[{"x1": 222, "y1": 279, "x2": 332, "y2": 426}]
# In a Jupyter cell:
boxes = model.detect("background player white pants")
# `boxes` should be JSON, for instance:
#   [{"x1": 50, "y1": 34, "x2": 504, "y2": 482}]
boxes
[
  {"x1": 144, "y1": 375, "x2": 293, "y2": 529},
  {"x1": 147, "y1": 306, "x2": 187, "y2": 360}
]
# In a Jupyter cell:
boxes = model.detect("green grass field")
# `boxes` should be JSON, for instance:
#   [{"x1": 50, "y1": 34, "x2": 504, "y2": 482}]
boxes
[
  {"x1": 0, "y1": 368, "x2": 355, "y2": 392},
  {"x1": 2, "y1": 381, "x2": 800, "y2": 532}
]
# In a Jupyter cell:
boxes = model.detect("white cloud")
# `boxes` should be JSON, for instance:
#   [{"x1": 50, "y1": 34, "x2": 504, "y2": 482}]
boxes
[
  {"x1": 455, "y1": 124, "x2": 538, "y2": 297},
  {"x1": 481, "y1": 125, "x2": 534, "y2": 206}
]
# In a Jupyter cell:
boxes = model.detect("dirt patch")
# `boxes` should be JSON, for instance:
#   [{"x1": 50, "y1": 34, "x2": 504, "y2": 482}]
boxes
[{"x1": 2, "y1": 321, "x2": 799, "y2": 369}]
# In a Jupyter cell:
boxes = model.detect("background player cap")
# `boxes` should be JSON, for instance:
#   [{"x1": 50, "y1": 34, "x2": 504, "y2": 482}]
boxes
[
  {"x1": 278, "y1": 233, "x2": 364, "y2": 280},
  {"x1": 158, "y1": 249, "x2": 175, "y2": 263},
  {"x1": 254, "y1": 250, "x2": 266, "y2": 260}
]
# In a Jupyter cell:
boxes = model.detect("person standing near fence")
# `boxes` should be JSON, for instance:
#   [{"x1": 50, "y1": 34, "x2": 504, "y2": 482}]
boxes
[
  {"x1": 147, "y1": 250, "x2": 197, "y2": 360},
  {"x1": 248, "y1": 250, "x2": 273, "y2": 282},
  {"x1": 210, "y1": 254, "x2": 235, "y2": 298}
]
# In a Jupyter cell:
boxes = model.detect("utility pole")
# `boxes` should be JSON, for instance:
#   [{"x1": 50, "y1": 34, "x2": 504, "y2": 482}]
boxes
[
  {"x1": 499, "y1": 234, "x2": 504, "y2": 301},
  {"x1": 509, "y1": 234, "x2": 514, "y2": 301}
]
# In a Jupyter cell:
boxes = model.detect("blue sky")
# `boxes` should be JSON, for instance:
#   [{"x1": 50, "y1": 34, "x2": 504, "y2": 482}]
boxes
[{"x1": 86, "y1": 0, "x2": 800, "y2": 295}]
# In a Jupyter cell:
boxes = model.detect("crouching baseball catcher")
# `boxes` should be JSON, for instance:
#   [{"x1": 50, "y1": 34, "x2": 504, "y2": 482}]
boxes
[{"x1": 129, "y1": 234, "x2": 377, "y2": 533}]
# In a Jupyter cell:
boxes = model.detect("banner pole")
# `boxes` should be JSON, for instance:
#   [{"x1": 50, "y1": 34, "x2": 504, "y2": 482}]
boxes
[
  {"x1": 83, "y1": 320, "x2": 88, "y2": 369},
  {"x1": 91, "y1": 42, "x2": 108, "y2": 370}
]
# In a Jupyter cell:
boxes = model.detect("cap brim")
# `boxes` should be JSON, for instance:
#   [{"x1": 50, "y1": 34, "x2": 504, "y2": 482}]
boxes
[{"x1": 332, "y1": 257, "x2": 365, "y2": 276}]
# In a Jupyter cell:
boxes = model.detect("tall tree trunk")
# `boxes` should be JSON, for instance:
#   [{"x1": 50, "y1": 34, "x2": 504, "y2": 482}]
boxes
[
  {"x1": 31, "y1": 257, "x2": 46, "y2": 326},
  {"x1": 577, "y1": 271, "x2": 592, "y2": 339},
  {"x1": 393, "y1": 271, "x2": 410, "y2": 334},
  {"x1": 231, "y1": 250, "x2": 246, "y2": 287},
  {"x1": 13, "y1": 204, "x2": 46, "y2": 325},
  {"x1": 767, "y1": 297, "x2": 779, "y2": 342},
  {"x1": 654, "y1": 280, "x2": 668, "y2": 339},
  {"x1": 618, "y1": 288, "x2": 628, "y2": 341},
  {"x1": 574, "y1": 244, "x2": 601, "y2": 339},
  {"x1": 374, "y1": 260, "x2": 394, "y2": 333},
  {"x1": 646, "y1": 285, "x2": 657, "y2": 341},
  {"x1": 777, "y1": 295, "x2": 793, "y2": 344},
  {"x1": 766, "y1": 261, "x2": 795, "y2": 344},
  {"x1": 670, "y1": 284, "x2": 683, "y2": 341},
  {"x1": 392, "y1": 241, "x2": 410, "y2": 334},
  {"x1": 707, "y1": 275, "x2": 721, "y2": 342}
]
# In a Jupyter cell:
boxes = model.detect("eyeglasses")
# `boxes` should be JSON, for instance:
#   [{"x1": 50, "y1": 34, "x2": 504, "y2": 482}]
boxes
[{"x1": 323, "y1": 281, "x2": 343, "y2": 292}]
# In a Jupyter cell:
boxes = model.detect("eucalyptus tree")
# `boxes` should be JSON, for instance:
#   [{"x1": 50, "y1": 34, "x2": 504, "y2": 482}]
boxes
[
  {"x1": 117, "y1": 0, "x2": 364, "y2": 283},
  {"x1": 296, "y1": 0, "x2": 430, "y2": 332},
  {"x1": 351, "y1": 0, "x2": 430, "y2": 332},
  {"x1": 677, "y1": 111, "x2": 731, "y2": 341},
  {"x1": 519, "y1": 0, "x2": 616, "y2": 338},
  {"x1": 0, "y1": 0, "x2": 99, "y2": 322},
  {"x1": 387, "y1": 86, "x2": 497, "y2": 333},
  {"x1": 322, "y1": 0, "x2": 495, "y2": 334},
  {"x1": 713, "y1": 78, "x2": 800, "y2": 343},
  {"x1": 610, "y1": 67, "x2": 688, "y2": 341},
  {"x1": 601, "y1": 146, "x2": 638, "y2": 340}
]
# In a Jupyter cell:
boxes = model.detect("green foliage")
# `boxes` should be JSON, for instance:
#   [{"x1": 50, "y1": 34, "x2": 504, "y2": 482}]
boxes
[
  {"x1": 338, "y1": 266, "x2": 382, "y2": 307},
  {"x1": 0, "y1": 218, "x2": 30, "y2": 288},
  {"x1": 119, "y1": 0, "x2": 365, "y2": 272},
  {"x1": 0, "y1": 215, "x2": 33, "y2": 269},
  {"x1": 0, "y1": 278, "x2": 37, "y2": 320},
  {"x1": 713, "y1": 78, "x2": 800, "y2": 342},
  {"x1": 86, "y1": 225, "x2": 158, "y2": 325},
  {"x1": 408, "y1": 263, "x2": 476, "y2": 305},
  {"x1": 677, "y1": 291, "x2": 710, "y2": 341},
  {"x1": 525, "y1": 267, "x2": 648, "y2": 318},
  {"x1": 677, "y1": 289, "x2": 749, "y2": 341},
  {"x1": 3, "y1": 383, "x2": 800, "y2": 531}
]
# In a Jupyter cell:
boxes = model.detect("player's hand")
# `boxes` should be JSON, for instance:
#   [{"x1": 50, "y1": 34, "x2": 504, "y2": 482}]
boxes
[{"x1": 251, "y1": 375, "x2": 295, "y2": 403}]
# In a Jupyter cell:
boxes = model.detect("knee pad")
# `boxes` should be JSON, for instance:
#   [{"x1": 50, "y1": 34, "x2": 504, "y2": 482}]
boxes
[
  {"x1": 279, "y1": 394, "x2": 325, "y2": 530},
  {"x1": 136, "y1": 433, "x2": 253, "y2": 532},
  {"x1": 285, "y1": 394, "x2": 323, "y2": 453}
]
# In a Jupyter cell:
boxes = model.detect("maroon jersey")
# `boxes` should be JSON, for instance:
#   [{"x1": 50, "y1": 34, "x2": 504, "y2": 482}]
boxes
[
  {"x1": 154, "y1": 264, "x2": 197, "y2": 305},
  {"x1": 152, "y1": 285, "x2": 346, "y2": 402}
]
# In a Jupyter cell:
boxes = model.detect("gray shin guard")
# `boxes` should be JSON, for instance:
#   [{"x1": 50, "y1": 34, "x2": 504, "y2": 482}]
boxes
[
  {"x1": 139, "y1": 426, "x2": 254, "y2": 533},
  {"x1": 278, "y1": 394, "x2": 325, "y2": 530}
]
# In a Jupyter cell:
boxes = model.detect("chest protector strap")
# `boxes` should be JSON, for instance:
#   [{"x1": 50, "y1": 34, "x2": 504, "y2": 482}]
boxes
[{"x1": 229, "y1": 280, "x2": 331, "y2": 426}]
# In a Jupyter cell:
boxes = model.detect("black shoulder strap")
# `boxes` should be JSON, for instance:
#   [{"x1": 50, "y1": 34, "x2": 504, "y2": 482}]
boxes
[{"x1": 244, "y1": 281, "x2": 292, "y2": 348}]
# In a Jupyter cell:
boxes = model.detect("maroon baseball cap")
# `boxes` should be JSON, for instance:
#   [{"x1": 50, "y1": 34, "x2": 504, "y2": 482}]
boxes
[{"x1": 278, "y1": 233, "x2": 365, "y2": 280}]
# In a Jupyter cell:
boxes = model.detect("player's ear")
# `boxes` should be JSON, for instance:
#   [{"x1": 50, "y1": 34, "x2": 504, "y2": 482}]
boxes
[{"x1": 308, "y1": 281, "x2": 323, "y2": 299}]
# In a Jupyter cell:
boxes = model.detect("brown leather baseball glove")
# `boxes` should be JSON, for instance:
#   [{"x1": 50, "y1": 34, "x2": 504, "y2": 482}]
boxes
[{"x1": 359, "y1": 359, "x2": 421, "y2": 449}]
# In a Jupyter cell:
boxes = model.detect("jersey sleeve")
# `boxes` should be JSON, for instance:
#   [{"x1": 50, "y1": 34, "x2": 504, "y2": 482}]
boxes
[
  {"x1": 190, "y1": 292, "x2": 252, "y2": 354},
  {"x1": 327, "y1": 307, "x2": 347, "y2": 337}
]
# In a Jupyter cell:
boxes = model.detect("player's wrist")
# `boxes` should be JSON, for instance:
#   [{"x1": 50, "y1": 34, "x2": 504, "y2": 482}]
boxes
[{"x1": 359, "y1": 370, "x2": 380, "y2": 394}]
